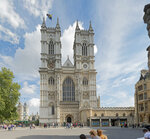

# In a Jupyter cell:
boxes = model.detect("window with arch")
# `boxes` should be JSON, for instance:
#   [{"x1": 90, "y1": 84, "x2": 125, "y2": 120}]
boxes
[
  {"x1": 52, "y1": 105, "x2": 54, "y2": 115},
  {"x1": 83, "y1": 77, "x2": 88, "y2": 85},
  {"x1": 82, "y1": 43, "x2": 87, "y2": 56},
  {"x1": 49, "y1": 40, "x2": 54, "y2": 55},
  {"x1": 48, "y1": 77, "x2": 55, "y2": 85},
  {"x1": 116, "y1": 113, "x2": 119, "y2": 117},
  {"x1": 48, "y1": 103, "x2": 54, "y2": 115},
  {"x1": 123, "y1": 113, "x2": 126, "y2": 117},
  {"x1": 101, "y1": 113, "x2": 104, "y2": 117},
  {"x1": 130, "y1": 113, "x2": 133, "y2": 117},
  {"x1": 63, "y1": 77, "x2": 75, "y2": 101}
]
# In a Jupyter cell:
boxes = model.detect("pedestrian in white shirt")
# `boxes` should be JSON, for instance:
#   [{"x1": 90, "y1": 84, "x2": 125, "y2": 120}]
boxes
[{"x1": 143, "y1": 128, "x2": 150, "y2": 139}]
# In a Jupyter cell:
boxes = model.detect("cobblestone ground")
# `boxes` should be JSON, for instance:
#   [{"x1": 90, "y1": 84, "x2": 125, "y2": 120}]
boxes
[{"x1": 0, "y1": 127, "x2": 144, "y2": 139}]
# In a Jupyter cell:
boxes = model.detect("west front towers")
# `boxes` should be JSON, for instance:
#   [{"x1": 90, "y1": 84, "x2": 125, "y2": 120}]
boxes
[{"x1": 39, "y1": 18, "x2": 98, "y2": 124}]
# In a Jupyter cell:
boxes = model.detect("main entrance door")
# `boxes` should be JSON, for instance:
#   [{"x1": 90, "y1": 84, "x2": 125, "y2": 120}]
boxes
[{"x1": 67, "y1": 117, "x2": 71, "y2": 123}]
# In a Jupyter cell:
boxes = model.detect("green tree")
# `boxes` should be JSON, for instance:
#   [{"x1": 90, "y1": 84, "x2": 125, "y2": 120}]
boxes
[{"x1": 0, "y1": 67, "x2": 20, "y2": 122}]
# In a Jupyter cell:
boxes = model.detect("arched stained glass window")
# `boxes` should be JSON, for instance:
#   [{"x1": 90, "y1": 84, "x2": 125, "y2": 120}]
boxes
[
  {"x1": 49, "y1": 40, "x2": 54, "y2": 54},
  {"x1": 82, "y1": 43, "x2": 87, "y2": 56},
  {"x1": 83, "y1": 77, "x2": 88, "y2": 85},
  {"x1": 48, "y1": 77, "x2": 55, "y2": 85},
  {"x1": 63, "y1": 77, "x2": 75, "y2": 101}
]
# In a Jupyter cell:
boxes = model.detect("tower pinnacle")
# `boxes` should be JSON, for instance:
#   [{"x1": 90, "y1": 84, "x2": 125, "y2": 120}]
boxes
[
  {"x1": 75, "y1": 20, "x2": 80, "y2": 30},
  {"x1": 89, "y1": 20, "x2": 93, "y2": 32},
  {"x1": 41, "y1": 17, "x2": 46, "y2": 28},
  {"x1": 56, "y1": 17, "x2": 60, "y2": 29}
]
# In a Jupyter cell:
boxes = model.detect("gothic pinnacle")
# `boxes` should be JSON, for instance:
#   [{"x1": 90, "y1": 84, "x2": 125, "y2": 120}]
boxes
[
  {"x1": 41, "y1": 17, "x2": 46, "y2": 28},
  {"x1": 89, "y1": 20, "x2": 93, "y2": 31}
]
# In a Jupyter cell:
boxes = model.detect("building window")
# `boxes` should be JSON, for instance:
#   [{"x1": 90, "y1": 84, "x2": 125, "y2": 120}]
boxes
[
  {"x1": 83, "y1": 77, "x2": 88, "y2": 85},
  {"x1": 49, "y1": 40, "x2": 54, "y2": 55},
  {"x1": 138, "y1": 94, "x2": 143, "y2": 101},
  {"x1": 138, "y1": 85, "x2": 143, "y2": 91},
  {"x1": 123, "y1": 113, "x2": 126, "y2": 117},
  {"x1": 48, "y1": 77, "x2": 55, "y2": 85},
  {"x1": 116, "y1": 113, "x2": 118, "y2": 117},
  {"x1": 94, "y1": 113, "x2": 97, "y2": 117},
  {"x1": 144, "y1": 92, "x2": 147, "y2": 100},
  {"x1": 63, "y1": 77, "x2": 75, "y2": 101},
  {"x1": 52, "y1": 105, "x2": 54, "y2": 115},
  {"x1": 82, "y1": 43, "x2": 87, "y2": 56},
  {"x1": 145, "y1": 102, "x2": 148, "y2": 111},
  {"x1": 101, "y1": 113, "x2": 104, "y2": 117},
  {"x1": 139, "y1": 104, "x2": 144, "y2": 112},
  {"x1": 144, "y1": 84, "x2": 147, "y2": 90},
  {"x1": 130, "y1": 113, "x2": 133, "y2": 117}
]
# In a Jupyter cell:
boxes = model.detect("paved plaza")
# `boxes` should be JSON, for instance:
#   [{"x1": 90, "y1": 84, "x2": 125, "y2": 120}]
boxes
[{"x1": 0, "y1": 127, "x2": 144, "y2": 139}]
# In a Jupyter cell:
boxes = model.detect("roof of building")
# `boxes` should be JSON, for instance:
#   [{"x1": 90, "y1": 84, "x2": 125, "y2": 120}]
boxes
[{"x1": 63, "y1": 57, "x2": 74, "y2": 67}]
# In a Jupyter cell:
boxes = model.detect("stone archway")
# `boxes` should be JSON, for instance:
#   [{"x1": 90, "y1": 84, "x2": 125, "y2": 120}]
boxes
[
  {"x1": 67, "y1": 117, "x2": 71, "y2": 123},
  {"x1": 66, "y1": 114, "x2": 73, "y2": 123}
]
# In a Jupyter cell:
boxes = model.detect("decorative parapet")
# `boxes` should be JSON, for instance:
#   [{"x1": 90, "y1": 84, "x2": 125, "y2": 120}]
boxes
[{"x1": 93, "y1": 107, "x2": 135, "y2": 110}]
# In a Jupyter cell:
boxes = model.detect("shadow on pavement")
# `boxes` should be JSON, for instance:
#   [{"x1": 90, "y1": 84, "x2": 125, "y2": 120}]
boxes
[{"x1": 17, "y1": 135, "x2": 82, "y2": 139}]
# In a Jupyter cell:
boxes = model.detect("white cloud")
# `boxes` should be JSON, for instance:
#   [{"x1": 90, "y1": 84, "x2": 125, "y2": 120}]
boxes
[
  {"x1": 94, "y1": 0, "x2": 149, "y2": 107},
  {"x1": 0, "y1": 0, "x2": 25, "y2": 28},
  {"x1": 23, "y1": 0, "x2": 53, "y2": 18},
  {"x1": 0, "y1": 25, "x2": 19, "y2": 44},
  {"x1": 28, "y1": 98, "x2": 40, "y2": 114},
  {"x1": 20, "y1": 81, "x2": 37, "y2": 94},
  {"x1": 94, "y1": 45, "x2": 98, "y2": 55},
  {"x1": 96, "y1": 0, "x2": 148, "y2": 81},
  {"x1": 0, "y1": 25, "x2": 41, "y2": 81},
  {"x1": 61, "y1": 21, "x2": 84, "y2": 63}
]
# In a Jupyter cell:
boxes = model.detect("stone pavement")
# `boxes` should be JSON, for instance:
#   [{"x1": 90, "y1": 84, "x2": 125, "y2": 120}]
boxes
[{"x1": 0, "y1": 127, "x2": 144, "y2": 139}]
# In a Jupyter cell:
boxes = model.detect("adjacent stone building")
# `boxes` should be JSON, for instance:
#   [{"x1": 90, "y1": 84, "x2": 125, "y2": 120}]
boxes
[
  {"x1": 134, "y1": 3, "x2": 150, "y2": 126},
  {"x1": 39, "y1": 18, "x2": 134, "y2": 126},
  {"x1": 17, "y1": 102, "x2": 29, "y2": 121}
]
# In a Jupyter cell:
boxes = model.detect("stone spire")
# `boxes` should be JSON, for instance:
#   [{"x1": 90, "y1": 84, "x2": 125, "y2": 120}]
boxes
[
  {"x1": 89, "y1": 20, "x2": 93, "y2": 32},
  {"x1": 56, "y1": 17, "x2": 60, "y2": 29},
  {"x1": 41, "y1": 17, "x2": 46, "y2": 28},
  {"x1": 75, "y1": 20, "x2": 80, "y2": 31},
  {"x1": 144, "y1": 4, "x2": 150, "y2": 71}
]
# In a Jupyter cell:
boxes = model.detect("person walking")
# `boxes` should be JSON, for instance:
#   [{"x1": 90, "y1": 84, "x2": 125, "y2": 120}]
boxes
[{"x1": 97, "y1": 129, "x2": 108, "y2": 139}]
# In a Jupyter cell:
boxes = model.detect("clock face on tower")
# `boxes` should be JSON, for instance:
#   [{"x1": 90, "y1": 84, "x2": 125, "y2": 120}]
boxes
[{"x1": 83, "y1": 63, "x2": 88, "y2": 69}]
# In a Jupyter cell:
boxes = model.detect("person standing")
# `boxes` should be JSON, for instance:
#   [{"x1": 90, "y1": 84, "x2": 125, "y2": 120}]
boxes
[
  {"x1": 143, "y1": 128, "x2": 150, "y2": 139},
  {"x1": 97, "y1": 129, "x2": 108, "y2": 139}
]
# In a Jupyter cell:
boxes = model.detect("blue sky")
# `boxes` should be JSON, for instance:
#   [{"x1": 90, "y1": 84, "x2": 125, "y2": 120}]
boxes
[{"x1": 0, "y1": 0, "x2": 149, "y2": 114}]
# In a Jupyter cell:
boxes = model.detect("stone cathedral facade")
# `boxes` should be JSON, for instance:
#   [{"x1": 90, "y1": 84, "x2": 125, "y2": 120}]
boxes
[
  {"x1": 39, "y1": 18, "x2": 99, "y2": 124},
  {"x1": 39, "y1": 18, "x2": 134, "y2": 126}
]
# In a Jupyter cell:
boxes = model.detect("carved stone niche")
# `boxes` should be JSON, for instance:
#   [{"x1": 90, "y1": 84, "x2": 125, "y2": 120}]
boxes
[
  {"x1": 83, "y1": 91, "x2": 89, "y2": 99},
  {"x1": 48, "y1": 91, "x2": 55, "y2": 100}
]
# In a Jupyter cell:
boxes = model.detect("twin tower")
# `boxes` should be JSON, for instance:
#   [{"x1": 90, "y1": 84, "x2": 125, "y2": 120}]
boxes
[{"x1": 39, "y1": 18, "x2": 99, "y2": 124}]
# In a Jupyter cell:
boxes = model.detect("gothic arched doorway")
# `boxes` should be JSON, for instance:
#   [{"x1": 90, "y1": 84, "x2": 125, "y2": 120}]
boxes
[
  {"x1": 66, "y1": 114, "x2": 73, "y2": 123},
  {"x1": 67, "y1": 117, "x2": 71, "y2": 123}
]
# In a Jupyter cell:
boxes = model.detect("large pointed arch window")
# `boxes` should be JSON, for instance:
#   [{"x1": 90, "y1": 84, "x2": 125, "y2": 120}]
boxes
[
  {"x1": 63, "y1": 77, "x2": 75, "y2": 101},
  {"x1": 82, "y1": 43, "x2": 87, "y2": 56},
  {"x1": 49, "y1": 40, "x2": 54, "y2": 54}
]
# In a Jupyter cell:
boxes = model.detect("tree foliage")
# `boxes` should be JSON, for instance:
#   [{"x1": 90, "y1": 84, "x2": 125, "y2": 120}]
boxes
[{"x1": 0, "y1": 67, "x2": 20, "y2": 122}]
